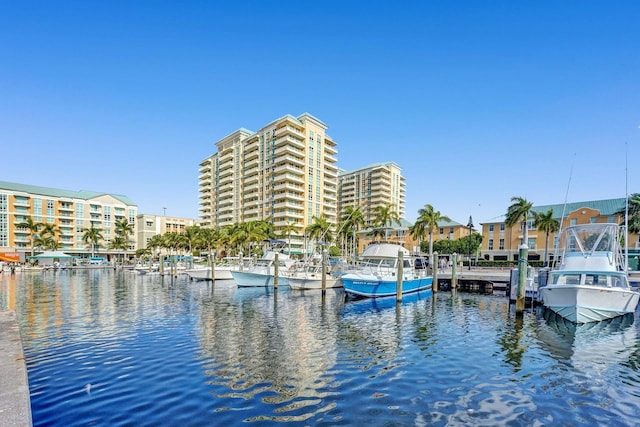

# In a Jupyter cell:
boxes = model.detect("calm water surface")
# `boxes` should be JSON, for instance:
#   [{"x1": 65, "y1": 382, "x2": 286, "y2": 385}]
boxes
[{"x1": 2, "y1": 270, "x2": 640, "y2": 426}]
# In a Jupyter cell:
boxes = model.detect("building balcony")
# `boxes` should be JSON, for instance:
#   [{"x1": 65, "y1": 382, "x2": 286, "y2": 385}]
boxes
[
  {"x1": 275, "y1": 135, "x2": 305, "y2": 150},
  {"x1": 243, "y1": 165, "x2": 259, "y2": 177},
  {"x1": 218, "y1": 177, "x2": 234, "y2": 187},
  {"x1": 275, "y1": 144, "x2": 304, "y2": 158},
  {"x1": 275, "y1": 155, "x2": 305, "y2": 167},
  {"x1": 323, "y1": 154, "x2": 337, "y2": 164},
  {"x1": 284, "y1": 191, "x2": 304, "y2": 201},
  {"x1": 244, "y1": 146, "x2": 260, "y2": 161},
  {"x1": 244, "y1": 199, "x2": 260, "y2": 209},
  {"x1": 324, "y1": 169, "x2": 338, "y2": 179},
  {"x1": 273, "y1": 163, "x2": 303, "y2": 175},
  {"x1": 274, "y1": 173, "x2": 304, "y2": 185},
  {"x1": 13, "y1": 199, "x2": 30, "y2": 208},
  {"x1": 324, "y1": 142, "x2": 337, "y2": 155}
]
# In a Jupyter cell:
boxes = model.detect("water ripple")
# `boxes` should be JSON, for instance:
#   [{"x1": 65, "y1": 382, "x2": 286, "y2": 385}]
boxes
[{"x1": 3, "y1": 272, "x2": 640, "y2": 425}]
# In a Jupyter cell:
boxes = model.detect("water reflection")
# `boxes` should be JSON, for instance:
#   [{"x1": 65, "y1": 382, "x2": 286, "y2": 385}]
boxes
[
  {"x1": 537, "y1": 308, "x2": 637, "y2": 368},
  {"x1": 196, "y1": 284, "x2": 345, "y2": 422},
  {"x1": 3, "y1": 271, "x2": 640, "y2": 426}
]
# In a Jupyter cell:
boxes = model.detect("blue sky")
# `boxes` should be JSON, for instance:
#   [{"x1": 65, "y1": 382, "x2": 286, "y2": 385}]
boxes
[{"x1": 2, "y1": 1, "x2": 639, "y2": 226}]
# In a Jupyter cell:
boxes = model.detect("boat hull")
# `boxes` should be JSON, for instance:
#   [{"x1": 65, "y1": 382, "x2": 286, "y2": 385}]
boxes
[
  {"x1": 185, "y1": 267, "x2": 234, "y2": 281},
  {"x1": 288, "y1": 275, "x2": 342, "y2": 290},
  {"x1": 231, "y1": 270, "x2": 289, "y2": 287},
  {"x1": 540, "y1": 285, "x2": 640, "y2": 323},
  {"x1": 341, "y1": 273, "x2": 432, "y2": 298}
]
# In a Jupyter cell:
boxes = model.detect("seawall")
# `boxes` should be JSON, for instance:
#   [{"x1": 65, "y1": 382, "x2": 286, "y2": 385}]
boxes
[{"x1": 0, "y1": 310, "x2": 32, "y2": 427}]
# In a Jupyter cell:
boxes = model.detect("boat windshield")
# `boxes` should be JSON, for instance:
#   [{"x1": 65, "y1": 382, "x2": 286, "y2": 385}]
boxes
[
  {"x1": 360, "y1": 258, "x2": 396, "y2": 268},
  {"x1": 565, "y1": 224, "x2": 617, "y2": 254},
  {"x1": 549, "y1": 272, "x2": 628, "y2": 288}
]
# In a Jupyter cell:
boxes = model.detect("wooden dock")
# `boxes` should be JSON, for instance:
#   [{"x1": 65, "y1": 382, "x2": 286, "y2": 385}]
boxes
[{"x1": 435, "y1": 268, "x2": 511, "y2": 293}]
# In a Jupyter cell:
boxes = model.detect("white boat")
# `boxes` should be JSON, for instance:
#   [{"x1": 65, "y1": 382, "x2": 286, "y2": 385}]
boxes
[
  {"x1": 134, "y1": 263, "x2": 160, "y2": 275},
  {"x1": 185, "y1": 257, "x2": 253, "y2": 281},
  {"x1": 341, "y1": 242, "x2": 432, "y2": 298},
  {"x1": 287, "y1": 257, "x2": 343, "y2": 290},
  {"x1": 231, "y1": 251, "x2": 296, "y2": 287},
  {"x1": 539, "y1": 223, "x2": 640, "y2": 323}
]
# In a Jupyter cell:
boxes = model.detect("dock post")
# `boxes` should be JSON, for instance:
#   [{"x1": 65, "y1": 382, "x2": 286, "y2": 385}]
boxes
[
  {"x1": 159, "y1": 255, "x2": 164, "y2": 275},
  {"x1": 433, "y1": 251, "x2": 439, "y2": 292},
  {"x1": 322, "y1": 250, "x2": 327, "y2": 295},
  {"x1": 396, "y1": 250, "x2": 403, "y2": 302},
  {"x1": 451, "y1": 253, "x2": 458, "y2": 290},
  {"x1": 516, "y1": 244, "x2": 529, "y2": 312},
  {"x1": 274, "y1": 253, "x2": 279, "y2": 288}
]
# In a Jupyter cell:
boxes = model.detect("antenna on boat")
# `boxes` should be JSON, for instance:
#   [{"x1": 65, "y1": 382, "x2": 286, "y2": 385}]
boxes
[
  {"x1": 552, "y1": 152, "x2": 576, "y2": 269},
  {"x1": 625, "y1": 142, "x2": 629, "y2": 272}
]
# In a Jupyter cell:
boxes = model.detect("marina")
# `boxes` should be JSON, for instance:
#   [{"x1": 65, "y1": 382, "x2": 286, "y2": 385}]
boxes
[{"x1": 2, "y1": 269, "x2": 640, "y2": 426}]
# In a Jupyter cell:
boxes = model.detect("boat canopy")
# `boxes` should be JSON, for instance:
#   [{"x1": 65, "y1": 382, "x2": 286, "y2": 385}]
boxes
[{"x1": 361, "y1": 242, "x2": 410, "y2": 259}]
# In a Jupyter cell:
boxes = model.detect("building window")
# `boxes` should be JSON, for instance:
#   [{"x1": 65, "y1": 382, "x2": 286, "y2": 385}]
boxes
[
  {"x1": 439, "y1": 228, "x2": 444, "y2": 235},
  {"x1": 489, "y1": 224, "x2": 494, "y2": 232},
  {"x1": 500, "y1": 223, "x2": 505, "y2": 231},
  {"x1": 570, "y1": 218, "x2": 577, "y2": 226},
  {"x1": 499, "y1": 239, "x2": 504, "y2": 250},
  {"x1": 590, "y1": 217, "x2": 597, "y2": 224},
  {"x1": 528, "y1": 238, "x2": 536, "y2": 249},
  {"x1": 488, "y1": 239, "x2": 494, "y2": 250}
]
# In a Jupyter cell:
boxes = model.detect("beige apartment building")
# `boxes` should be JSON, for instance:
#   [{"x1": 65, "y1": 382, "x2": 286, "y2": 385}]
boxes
[
  {"x1": 0, "y1": 181, "x2": 138, "y2": 261},
  {"x1": 136, "y1": 214, "x2": 199, "y2": 251},
  {"x1": 480, "y1": 198, "x2": 639, "y2": 263},
  {"x1": 337, "y1": 162, "x2": 406, "y2": 226},
  {"x1": 199, "y1": 113, "x2": 339, "y2": 254}
]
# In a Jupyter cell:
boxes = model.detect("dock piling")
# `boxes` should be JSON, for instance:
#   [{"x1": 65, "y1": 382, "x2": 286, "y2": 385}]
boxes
[
  {"x1": 516, "y1": 244, "x2": 529, "y2": 312},
  {"x1": 433, "y1": 251, "x2": 438, "y2": 292},
  {"x1": 396, "y1": 250, "x2": 403, "y2": 302}
]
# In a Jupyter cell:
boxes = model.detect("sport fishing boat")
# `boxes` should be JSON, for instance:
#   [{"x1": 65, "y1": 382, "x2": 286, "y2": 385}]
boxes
[
  {"x1": 341, "y1": 242, "x2": 432, "y2": 298},
  {"x1": 287, "y1": 255, "x2": 343, "y2": 290},
  {"x1": 230, "y1": 251, "x2": 296, "y2": 287},
  {"x1": 539, "y1": 223, "x2": 640, "y2": 323}
]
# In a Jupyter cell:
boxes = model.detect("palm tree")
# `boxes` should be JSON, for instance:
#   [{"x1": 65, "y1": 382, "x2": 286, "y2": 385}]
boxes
[
  {"x1": 280, "y1": 221, "x2": 299, "y2": 255},
  {"x1": 616, "y1": 193, "x2": 640, "y2": 247},
  {"x1": 410, "y1": 204, "x2": 451, "y2": 263},
  {"x1": 109, "y1": 235, "x2": 128, "y2": 265},
  {"x1": 34, "y1": 234, "x2": 58, "y2": 251},
  {"x1": 184, "y1": 225, "x2": 201, "y2": 266},
  {"x1": 533, "y1": 209, "x2": 560, "y2": 267},
  {"x1": 372, "y1": 203, "x2": 401, "y2": 240},
  {"x1": 340, "y1": 206, "x2": 365, "y2": 259},
  {"x1": 197, "y1": 226, "x2": 223, "y2": 264},
  {"x1": 17, "y1": 217, "x2": 42, "y2": 256},
  {"x1": 114, "y1": 219, "x2": 135, "y2": 264},
  {"x1": 39, "y1": 223, "x2": 60, "y2": 251},
  {"x1": 505, "y1": 196, "x2": 534, "y2": 248},
  {"x1": 305, "y1": 215, "x2": 333, "y2": 247},
  {"x1": 146, "y1": 234, "x2": 166, "y2": 259},
  {"x1": 82, "y1": 226, "x2": 104, "y2": 258}
]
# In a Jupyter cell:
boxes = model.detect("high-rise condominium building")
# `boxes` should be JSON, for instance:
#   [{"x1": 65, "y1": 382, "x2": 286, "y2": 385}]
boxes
[
  {"x1": 337, "y1": 162, "x2": 406, "y2": 226},
  {"x1": 0, "y1": 181, "x2": 138, "y2": 260},
  {"x1": 199, "y1": 113, "x2": 338, "y2": 254}
]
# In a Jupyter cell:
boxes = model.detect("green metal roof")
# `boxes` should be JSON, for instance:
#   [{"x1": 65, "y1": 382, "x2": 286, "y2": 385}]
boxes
[
  {"x1": 0, "y1": 181, "x2": 137, "y2": 206},
  {"x1": 530, "y1": 198, "x2": 626, "y2": 219},
  {"x1": 481, "y1": 197, "x2": 627, "y2": 223}
]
